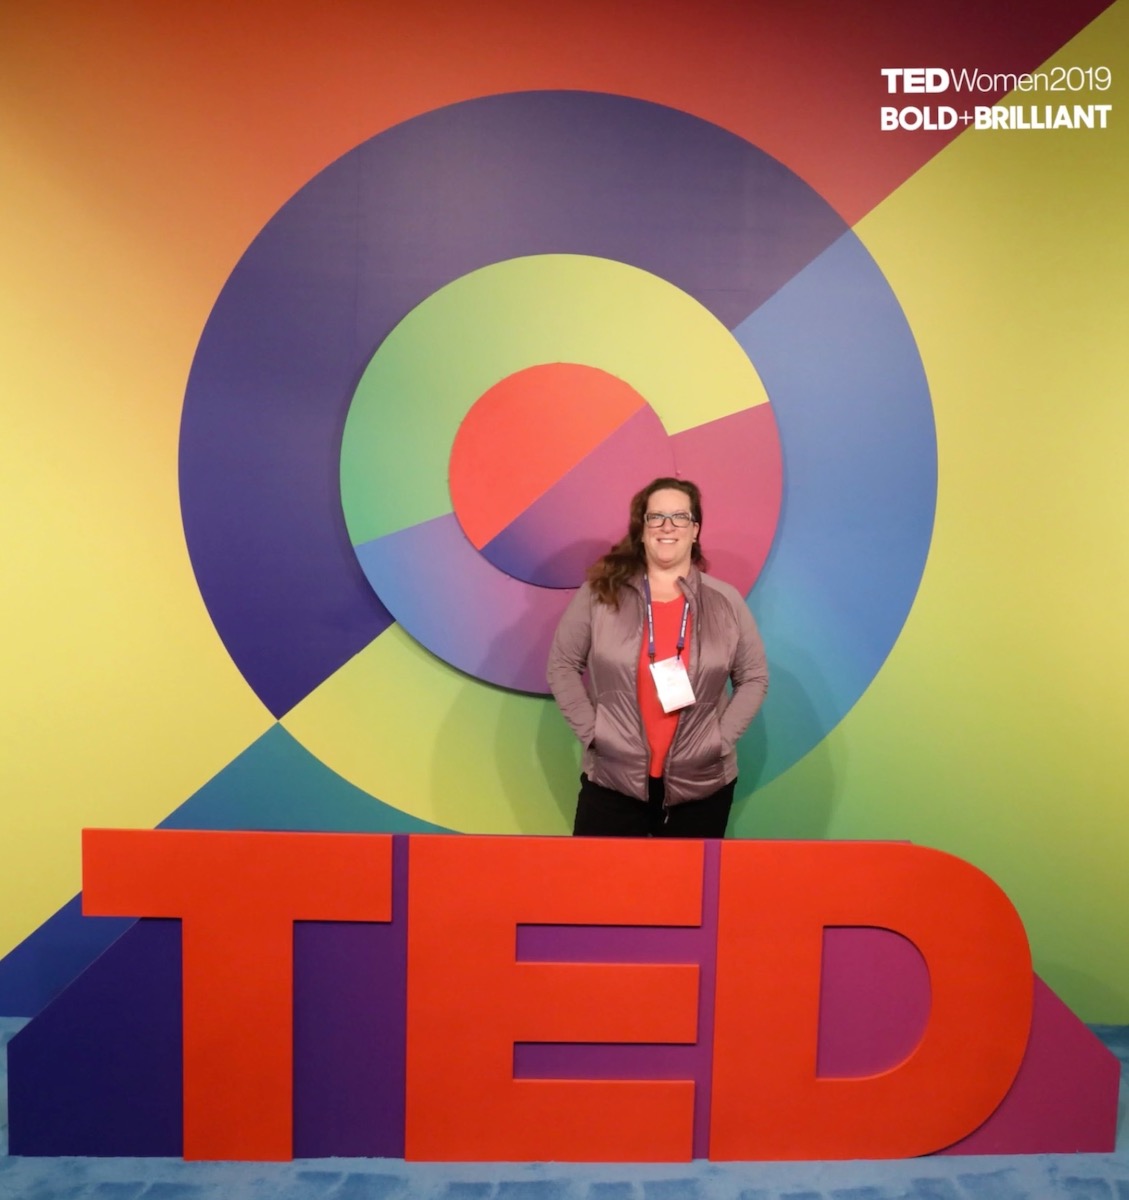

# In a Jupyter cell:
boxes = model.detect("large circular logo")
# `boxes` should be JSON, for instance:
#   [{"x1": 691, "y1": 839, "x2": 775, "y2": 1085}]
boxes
[
  {"x1": 180, "y1": 90, "x2": 935, "y2": 829},
  {"x1": 339, "y1": 253, "x2": 781, "y2": 693}
]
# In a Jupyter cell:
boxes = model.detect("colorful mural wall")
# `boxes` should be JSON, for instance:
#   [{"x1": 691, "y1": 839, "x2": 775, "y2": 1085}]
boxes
[{"x1": 2, "y1": 0, "x2": 1127, "y2": 1032}]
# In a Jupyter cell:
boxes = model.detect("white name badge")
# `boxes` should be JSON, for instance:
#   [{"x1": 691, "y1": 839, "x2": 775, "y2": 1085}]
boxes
[{"x1": 649, "y1": 656, "x2": 696, "y2": 713}]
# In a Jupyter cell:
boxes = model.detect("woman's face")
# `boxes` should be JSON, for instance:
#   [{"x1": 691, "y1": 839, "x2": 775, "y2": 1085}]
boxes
[{"x1": 641, "y1": 487, "x2": 698, "y2": 574}]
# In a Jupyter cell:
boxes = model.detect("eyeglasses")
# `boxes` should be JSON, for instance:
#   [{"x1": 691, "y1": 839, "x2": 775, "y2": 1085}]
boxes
[{"x1": 644, "y1": 511, "x2": 696, "y2": 528}]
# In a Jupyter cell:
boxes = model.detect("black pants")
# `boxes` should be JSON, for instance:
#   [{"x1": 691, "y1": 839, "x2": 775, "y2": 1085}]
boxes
[{"x1": 572, "y1": 773, "x2": 736, "y2": 839}]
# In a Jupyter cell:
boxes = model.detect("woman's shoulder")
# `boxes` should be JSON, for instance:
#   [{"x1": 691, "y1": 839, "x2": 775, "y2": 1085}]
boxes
[
  {"x1": 567, "y1": 578, "x2": 635, "y2": 611},
  {"x1": 695, "y1": 570, "x2": 748, "y2": 611}
]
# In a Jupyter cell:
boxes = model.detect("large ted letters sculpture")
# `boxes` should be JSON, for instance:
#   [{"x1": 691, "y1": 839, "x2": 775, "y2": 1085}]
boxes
[{"x1": 64, "y1": 829, "x2": 1069, "y2": 1162}]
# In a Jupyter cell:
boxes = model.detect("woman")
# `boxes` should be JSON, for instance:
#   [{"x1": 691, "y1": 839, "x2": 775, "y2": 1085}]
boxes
[{"x1": 547, "y1": 477, "x2": 768, "y2": 837}]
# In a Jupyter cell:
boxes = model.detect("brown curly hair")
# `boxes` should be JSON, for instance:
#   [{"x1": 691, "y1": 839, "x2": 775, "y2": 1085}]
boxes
[{"x1": 587, "y1": 477, "x2": 707, "y2": 607}]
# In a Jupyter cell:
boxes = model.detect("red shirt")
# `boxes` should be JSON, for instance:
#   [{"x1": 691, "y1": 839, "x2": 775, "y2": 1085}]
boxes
[{"x1": 637, "y1": 597, "x2": 692, "y2": 778}]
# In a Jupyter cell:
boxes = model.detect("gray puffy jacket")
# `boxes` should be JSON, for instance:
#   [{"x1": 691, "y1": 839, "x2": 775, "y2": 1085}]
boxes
[{"x1": 546, "y1": 569, "x2": 768, "y2": 806}]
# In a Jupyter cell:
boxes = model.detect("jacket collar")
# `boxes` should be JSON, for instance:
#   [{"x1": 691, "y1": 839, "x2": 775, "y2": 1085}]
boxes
[{"x1": 628, "y1": 566, "x2": 702, "y2": 603}]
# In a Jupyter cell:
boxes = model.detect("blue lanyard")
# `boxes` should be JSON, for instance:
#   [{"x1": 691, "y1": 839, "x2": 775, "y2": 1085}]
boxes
[{"x1": 642, "y1": 577, "x2": 690, "y2": 663}]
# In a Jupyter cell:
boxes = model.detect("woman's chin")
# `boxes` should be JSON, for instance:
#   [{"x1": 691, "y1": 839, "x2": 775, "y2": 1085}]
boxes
[{"x1": 647, "y1": 552, "x2": 691, "y2": 573}]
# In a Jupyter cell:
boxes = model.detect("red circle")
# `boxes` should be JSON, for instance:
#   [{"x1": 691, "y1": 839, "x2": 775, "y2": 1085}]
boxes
[{"x1": 450, "y1": 363, "x2": 652, "y2": 547}]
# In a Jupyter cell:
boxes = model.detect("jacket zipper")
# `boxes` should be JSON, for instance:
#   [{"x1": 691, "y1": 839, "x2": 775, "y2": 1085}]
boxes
[
  {"x1": 632, "y1": 584, "x2": 651, "y2": 805},
  {"x1": 660, "y1": 580, "x2": 697, "y2": 820}
]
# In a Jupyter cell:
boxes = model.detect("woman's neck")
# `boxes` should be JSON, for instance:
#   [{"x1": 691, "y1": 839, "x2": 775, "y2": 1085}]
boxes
[{"x1": 646, "y1": 563, "x2": 689, "y2": 601}]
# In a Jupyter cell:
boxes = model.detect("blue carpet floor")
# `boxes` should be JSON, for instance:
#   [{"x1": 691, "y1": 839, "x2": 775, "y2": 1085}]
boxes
[{"x1": 2, "y1": 1019, "x2": 1126, "y2": 1199}]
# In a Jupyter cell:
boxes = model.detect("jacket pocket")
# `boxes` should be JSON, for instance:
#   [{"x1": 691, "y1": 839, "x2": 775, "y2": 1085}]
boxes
[
  {"x1": 588, "y1": 693, "x2": 648, "y2": 796},
  {"x1": 591, "y1": 700, "x2": 630, "y2": 766},
  {"x1": 674, "y1": 710, "x2": 726, "y2": 784}
]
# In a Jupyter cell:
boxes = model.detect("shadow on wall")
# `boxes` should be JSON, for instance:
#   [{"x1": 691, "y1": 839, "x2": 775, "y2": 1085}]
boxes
[
  {"x1": 508, "y1": 537, "x2": 612, "y2": 590},
  {"x1": 423, "y1": 684, "x2": 575, "y2": 836},
  {"x1": 731, "y1": 649, "x2": 840, "y2": 840},
  {"x1": 486, "y1": 574, "x2": 585, "y2": 833},
  {"x1": 419, "y1": 584, "x2": 578, "y2": 834},
  {"x1": 532, "y1": 701, "x2": 583, "y2": 831}
]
